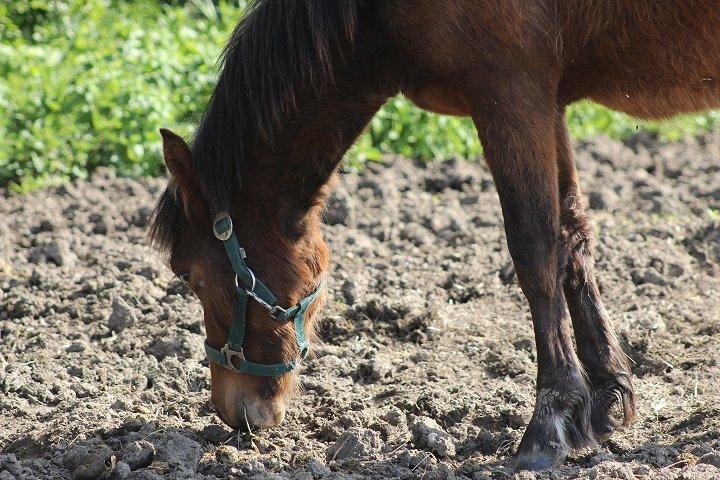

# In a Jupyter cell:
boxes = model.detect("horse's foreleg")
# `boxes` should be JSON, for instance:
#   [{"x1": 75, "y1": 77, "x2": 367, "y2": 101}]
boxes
[
  {"x1": 555, "y1": 113, "x2": 637, "y2": 438},
  {"x1": 473, "y1": 93, "x2": 595, "y2": 470}
]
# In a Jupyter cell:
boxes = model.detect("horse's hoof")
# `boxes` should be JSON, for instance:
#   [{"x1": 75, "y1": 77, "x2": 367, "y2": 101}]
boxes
[
  {"x1": 514, "y1": 420, "x2": 571, "y2": 471},
  {"x1": 515, "y1": 381, "x2": 595, "y2": 471},
  {"x1": 515, "y1": 450, "x2": 565, "y2": 471}
]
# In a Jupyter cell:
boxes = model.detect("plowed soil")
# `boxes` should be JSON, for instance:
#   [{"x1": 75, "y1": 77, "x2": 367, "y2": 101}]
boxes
[{"x1": 2, "y1": 134, "x2": 720, "y2": 479}]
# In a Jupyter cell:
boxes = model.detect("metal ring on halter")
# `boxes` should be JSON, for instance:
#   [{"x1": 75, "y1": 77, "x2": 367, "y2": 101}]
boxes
[
  {"x1": 235, "y1": 269, "x2": 278, "y2": 315},
  {"x1": 234, "y1": 269, "x2": 257, "y2": 291}
]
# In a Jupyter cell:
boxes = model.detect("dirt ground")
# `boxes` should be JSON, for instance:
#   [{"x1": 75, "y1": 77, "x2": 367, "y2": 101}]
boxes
[{"x1": 2, "y1": 134, "x2": 720, "y2": 480}]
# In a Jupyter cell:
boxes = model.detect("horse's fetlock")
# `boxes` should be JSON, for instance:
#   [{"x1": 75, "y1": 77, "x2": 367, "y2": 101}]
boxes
[{"x1": 589, "y1": 368, "x2": 637, "y2": 439}]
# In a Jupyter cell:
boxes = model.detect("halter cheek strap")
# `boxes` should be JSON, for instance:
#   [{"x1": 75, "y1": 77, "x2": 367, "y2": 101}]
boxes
[{"x1": 204, "y1": 212, "x2": 324, "y2": 377}]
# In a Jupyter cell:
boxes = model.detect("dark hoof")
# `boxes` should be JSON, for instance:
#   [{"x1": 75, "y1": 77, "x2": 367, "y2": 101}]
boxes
[
  {"x1": 515, "y1": 382, "x2": 596, "y2": 471},
  {"x1": 515, "y1": 414, "x2": 571, "y2": 471},
  {"x1": 516, "y1": 452, "x2": 564, "y2": 471},
  {"x1": 590, "y1": 372, "x2": 636, "y2": 440}
]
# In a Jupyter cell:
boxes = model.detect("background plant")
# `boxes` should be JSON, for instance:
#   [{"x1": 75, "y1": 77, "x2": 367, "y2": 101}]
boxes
[{"x1": 2, "y1": 0, "x2": 719, "y2": 191}]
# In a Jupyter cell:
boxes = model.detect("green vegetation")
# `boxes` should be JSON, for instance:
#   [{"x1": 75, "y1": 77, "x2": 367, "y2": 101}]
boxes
[{"x1": 2, "y1": 0, "x2": 719, "y2": 191}]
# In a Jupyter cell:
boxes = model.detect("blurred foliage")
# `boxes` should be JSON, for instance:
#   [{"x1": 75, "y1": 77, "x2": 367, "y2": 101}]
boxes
[
  {"x1": 1, "y1": 0, "x2": 719, "y2": 191},
  {"x1": 0, "y1": 0, "x2": 244, "y2": 190}
]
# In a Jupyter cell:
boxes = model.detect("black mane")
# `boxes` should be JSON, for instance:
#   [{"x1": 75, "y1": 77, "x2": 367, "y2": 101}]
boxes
[{"x1": 149, "y1": 0, "x2": 360, "y2": 251}]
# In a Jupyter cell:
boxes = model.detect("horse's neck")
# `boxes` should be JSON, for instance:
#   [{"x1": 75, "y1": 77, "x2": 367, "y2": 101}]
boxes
[{"x1": 250, "y1": 71, "x2": 394, "y2": 205}]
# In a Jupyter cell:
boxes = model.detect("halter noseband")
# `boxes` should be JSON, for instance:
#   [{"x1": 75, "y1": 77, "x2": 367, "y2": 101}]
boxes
[{"x1": 204, "y1": 212, "x2": 324, "y2": 377}]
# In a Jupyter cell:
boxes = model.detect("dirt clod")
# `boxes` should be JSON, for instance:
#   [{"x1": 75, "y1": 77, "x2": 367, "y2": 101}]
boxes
[
  {"x1": 72, "y1": 450, "x2": 115, "y2": 480},
  {"x1": 306, "y1": 458, "x2": 331, "y2": 478},
  {"x1": 326, "y1": 428, "x2": 382, "y2": 461},
  {"x1": 697, "y1": 452, "x2": 720, "y2": 468},
  {"x1": 108, "y1": 297, "x2": 137, "y2": 332},
  {"x1": 410, "y1": 415, "x2": 457, "y2": 458},
  {"x1": 113, "y1": 461, "x2": 131, "y2": 479},
  {"x1": 200, "y1": 425, "x2": 233, "y2": 446},
  {"x1": 31, "y1": 237, "x2": 77, "y2": 267},
  {"x1": 214, "y1": 445, "x2": 240, "y2": 465},
  {"x1": 151, "y1": 432, "x2": 202, "y2": 473},
  {"x1": 120, "y1": 441, "x2": 154, "y2": 470}
]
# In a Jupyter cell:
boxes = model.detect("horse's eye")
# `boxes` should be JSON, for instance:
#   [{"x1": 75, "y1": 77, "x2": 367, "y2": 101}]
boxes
[{"x1": 178, "y1": 273, "x2": 191, "y2": 286}]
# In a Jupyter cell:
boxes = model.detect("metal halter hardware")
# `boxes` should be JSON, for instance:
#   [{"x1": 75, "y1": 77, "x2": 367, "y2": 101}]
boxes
[{"x1": 204, "y1": 212, "x2": 324, "y2": 377}]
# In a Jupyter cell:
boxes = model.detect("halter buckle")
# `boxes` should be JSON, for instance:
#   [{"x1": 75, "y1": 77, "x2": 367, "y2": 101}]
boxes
[
  {"x1": 269, "y1": 305, "x2": 287, "y2": 320},
  {"x1": 213, "y1": 212, "x2": 233, "y2": 241},
  {"x1": 221, "y1": 344, "x2": 245, "y2": 368}
]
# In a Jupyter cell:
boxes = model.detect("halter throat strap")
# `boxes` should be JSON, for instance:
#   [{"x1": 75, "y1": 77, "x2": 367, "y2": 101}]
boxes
[{"x1": 204, "y1": 212, "x2": 324, "y2": 377}]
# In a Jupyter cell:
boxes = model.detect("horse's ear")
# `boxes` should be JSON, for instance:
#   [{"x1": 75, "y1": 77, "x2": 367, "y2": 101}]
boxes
[{"x1": 160, "y1": 128, "x2": 200, "y2": 205}]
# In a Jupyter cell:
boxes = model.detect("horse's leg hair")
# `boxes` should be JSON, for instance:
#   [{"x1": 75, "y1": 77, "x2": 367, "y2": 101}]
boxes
[{"x1": 555, "y1": 111, "x2": 637, "y2": 438}]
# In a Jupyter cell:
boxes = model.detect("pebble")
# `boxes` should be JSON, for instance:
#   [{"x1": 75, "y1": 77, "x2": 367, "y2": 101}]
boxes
[
  {"x1": 241, "y1": 459, "x2": 266, "y2": 475},
  {"x1": 594, "y1": 461, "x2": 636, "y2": 480},
  {"x1": 36, "y1": 218, "x2": 57, "y2": 232},
  {"x1": 66, "y1": 340, "x2": 88, "y2": 353},
  {"x1": 625, "y1": 310, "x2": 667, "y2": 333},
  {"x1": 423, "y1": 164, "x2": 478, "y2": 192},
  {"x1": 64, "y1": 443, "x2": 112, "y2": 472},
  {"x1": 409, "y1": 416, "x2": 456, "y2": 458},
  {"x1": 590, "y1": 450, "x2": 616, "y2": 465},
  {"x1": 0, "y1": 454, "x2": 22, "y2": 478},
  {"x1": 135, "y1": 266, "x2": 158, "y2": 280},
  {"x1": 424, "y1": 463, "x2": 457, "y2": 480},
  {"x1": 132, "y1": 206, "x2": 153, "y2": 228},
  {"x1": 365, "y1": 357, "x2": 393, "y2": 380},
  {"x1": 89, "y1": 212, "x2": 111, "y2": 235},
  {"x1": 632, "y1": 464, "x2": 651, "y2": 476},
  {"x1": 107, "y1": 297, "x2": 137, "y2": 332},
  {"x1": 125, "y1": 469, "x2": 164, "y2": 480}
]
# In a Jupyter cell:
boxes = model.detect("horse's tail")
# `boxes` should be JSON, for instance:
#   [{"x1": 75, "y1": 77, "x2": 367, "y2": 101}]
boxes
[{"x1": 220, "y1": 0, "x2": 363, "y2": 141}]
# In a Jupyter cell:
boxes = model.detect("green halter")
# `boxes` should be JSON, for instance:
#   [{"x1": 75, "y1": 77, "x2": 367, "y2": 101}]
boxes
[{"x1": 204, "y1": 212, "x2": 324, "y2": 377}]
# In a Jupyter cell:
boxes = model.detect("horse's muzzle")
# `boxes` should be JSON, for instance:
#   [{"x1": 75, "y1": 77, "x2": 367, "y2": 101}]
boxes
[{"x1": 216, "y1": 396, "x2": 286, "y2": 430}]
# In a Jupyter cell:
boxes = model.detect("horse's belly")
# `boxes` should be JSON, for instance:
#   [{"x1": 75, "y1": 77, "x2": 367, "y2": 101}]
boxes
[
  {"x1": 403, "y1": 84, "x2": 472, "y2": 117},
  {"x1": 589, "y1": 79, "x2": 720, "y2": 120}
]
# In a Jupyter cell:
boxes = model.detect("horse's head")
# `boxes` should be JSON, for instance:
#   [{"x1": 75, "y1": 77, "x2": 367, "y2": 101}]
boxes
[{"x1": 150, "y1": 129, "x2": 329, "y2": 429}]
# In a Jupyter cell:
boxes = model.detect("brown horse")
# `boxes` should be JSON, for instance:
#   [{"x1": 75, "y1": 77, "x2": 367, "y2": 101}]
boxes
[{"x1": 149, "y1": 0, "x2": 720, "y2": 470}]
